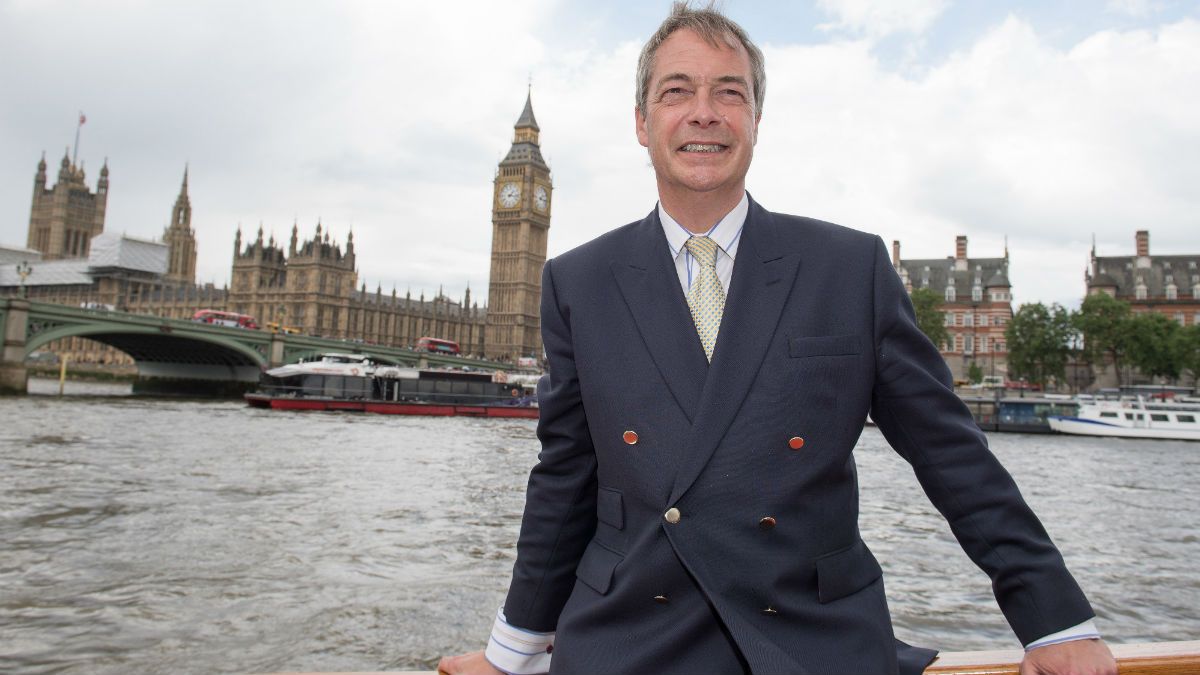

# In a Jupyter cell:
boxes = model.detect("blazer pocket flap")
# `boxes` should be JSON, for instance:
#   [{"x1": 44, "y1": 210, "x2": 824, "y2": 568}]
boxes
[
  {"x1": 789, "y1": 334, "x2": 862, "y2": 358},
  {"x1": 815, "y1": 539, "x2": 882, "y2": 603},
  {"x1": 576, "y1": 539, "x2": 623, "y2": 595},
  {"x1": 597, "y1": 487, "x2": 624, "y2": 530}
]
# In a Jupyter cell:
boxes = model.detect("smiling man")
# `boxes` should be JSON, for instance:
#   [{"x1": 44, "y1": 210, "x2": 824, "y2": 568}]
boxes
[{"x1": 439, "y1": 3, "x2": 1116, "y2": 674}]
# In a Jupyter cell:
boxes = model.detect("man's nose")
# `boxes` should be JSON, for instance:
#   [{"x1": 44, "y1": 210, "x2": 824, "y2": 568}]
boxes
[{"x1": 688, "y1": 93, "x2": 722, "y2": 128}]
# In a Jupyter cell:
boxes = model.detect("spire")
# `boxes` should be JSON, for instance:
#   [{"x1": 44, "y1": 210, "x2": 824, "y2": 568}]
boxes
[
  {"x1": 515, "y1": 87, "x2": 539, "y2": 131},
  {"x1": 181, "y1": 164, "x2": 189, "y2": 195},
  {"x1": 290, "y1": 221, "x2": 299, "y2": 256}
]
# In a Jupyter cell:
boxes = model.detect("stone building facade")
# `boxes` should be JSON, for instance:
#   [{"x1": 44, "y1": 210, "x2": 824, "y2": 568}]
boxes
[
  {"x1": 27, "y1": 152, "x2": 109, "y2": 260},
  {"x1": 893, "y1": 236, "x2": 1014, "y2": 382}
]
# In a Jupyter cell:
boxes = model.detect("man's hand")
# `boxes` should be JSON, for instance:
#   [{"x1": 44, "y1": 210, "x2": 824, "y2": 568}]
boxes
[
  {"x1": 1019, "y1": 638, "x2": 1116, "y2": 675},
  {"x1": 437, "y1": 650, "x2": 504, "y2": 675}
]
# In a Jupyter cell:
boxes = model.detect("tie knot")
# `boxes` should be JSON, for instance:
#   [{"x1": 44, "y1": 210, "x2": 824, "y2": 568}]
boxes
[{"x1": 684, "y1": 236, "x2": 720, "y2": 268}]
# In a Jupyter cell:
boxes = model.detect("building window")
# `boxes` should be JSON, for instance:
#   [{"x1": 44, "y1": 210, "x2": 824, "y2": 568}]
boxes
[
  {"x1": 978, "y1": 314, "x2": 988, "y2": 327},
  {"x1": 945, "y1": 286, "x2": 956, "y2": 302},
  {"x1": 964, "y1": 313, "x2": 974, "y2": 327},
  {"x1": 1176, "y1": 312, "x2": 1186, "y2": 325},
  {"x1": 965, "y1": 335, "x2": 974, "y2": 353},
  {"x1": 980, "y1": 336, "x2": 988, "y2": 353},
  {"x1": 1135, "y1": 281, "x2": 1147, "y2": 300},
  {"x1": 1166, "y1": 285, "x2": 1178, "y2": 300},
  {"x1": 1193, "y1": 283, "x2": 1200, "y2": 299},
  {"x1": 944, "y1": 312, "x2": 954, "y2": 326}
]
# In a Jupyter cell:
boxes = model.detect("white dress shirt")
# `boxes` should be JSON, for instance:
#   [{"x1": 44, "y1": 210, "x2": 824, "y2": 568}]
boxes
[{"x1": 484, "y1": 192, "x2": 1098, "y2": 673}]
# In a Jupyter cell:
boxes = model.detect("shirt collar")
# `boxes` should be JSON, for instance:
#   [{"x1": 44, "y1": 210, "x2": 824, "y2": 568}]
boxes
[{"x1": 659, "y1": 191, "x2": 748, "y2": 260}]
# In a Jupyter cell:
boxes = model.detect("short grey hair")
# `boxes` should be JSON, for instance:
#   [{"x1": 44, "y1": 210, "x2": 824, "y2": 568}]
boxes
[{"x1": 635, "y1": 1, "x2": 766, "y2": 117}]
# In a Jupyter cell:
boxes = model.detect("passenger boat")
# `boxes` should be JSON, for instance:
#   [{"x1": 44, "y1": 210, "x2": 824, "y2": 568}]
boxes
[
  {"x1": 1047, "y1": 396, "x2": 1200, "y2": 441},
  {"x1": 244, "y1": 353, "x2": 538, "y2": 418},
  {"x1": 957, "y1": 395, "x2": 1079, "y2": 434}
]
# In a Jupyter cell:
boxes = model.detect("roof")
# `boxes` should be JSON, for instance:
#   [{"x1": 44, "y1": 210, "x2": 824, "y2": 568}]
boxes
[
  {"x1": 1088, "y1": 254, "x2": 1200, "y2": 297},
  {"x1": 515, "y1": 91, "x2": 539, "y2": 131},
  {"x1": 897, "y1": 256, "x2": 1011, "y2": 297},
  {"x1": 0, "y1": 245, "x2": 43, "y2": 265}
]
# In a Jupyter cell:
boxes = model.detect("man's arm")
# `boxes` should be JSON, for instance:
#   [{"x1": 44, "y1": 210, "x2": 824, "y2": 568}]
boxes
[
  {"x1": 441, "y1": 259, "x2": 597, "y2": 675},
  {"x1": 866, "y1": 237, "x2": 1113, "y2": 675}
]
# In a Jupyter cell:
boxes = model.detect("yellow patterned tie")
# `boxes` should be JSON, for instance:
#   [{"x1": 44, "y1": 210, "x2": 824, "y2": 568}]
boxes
[{"x1": 684, "y1": 236, "x2": 725, "y2": 362}]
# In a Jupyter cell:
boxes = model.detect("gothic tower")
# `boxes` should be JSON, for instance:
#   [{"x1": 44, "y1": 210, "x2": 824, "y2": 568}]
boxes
[
  {"x1": 163, "y1": 166, "x2": 198, "y2": 283},
  {"x1": 485, "y1": 89, "x2": 552, "y2": 361},
  {"x1": 27, "y1": 151, "x2": 108, "y2": 260}
]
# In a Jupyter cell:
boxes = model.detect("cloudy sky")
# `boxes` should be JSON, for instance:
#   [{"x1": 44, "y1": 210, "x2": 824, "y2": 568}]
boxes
[{"x1": 1, "y1": 0, "x2": 1196, "y2": 309}]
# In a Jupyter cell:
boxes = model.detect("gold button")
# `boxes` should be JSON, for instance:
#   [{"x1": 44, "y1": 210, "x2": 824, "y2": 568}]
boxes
[
  {"x1": 759, "y1": 516, "x2": 776, "y2": 530},
  {"x1": 788, "y1": 436, "x2": 805, "y2": 450},
  {"x1": 664, "y1": 507, "x2": 681, "y2": 524},
  {"x1": 653, "y1": 595, "x2": 669, "y2": 604},
  {"x1": 762, "y1": 607, "x2": 778, "y2": 616},
  {"x1": 623, "y1": 430, "x2": 639, "y2": 445}
]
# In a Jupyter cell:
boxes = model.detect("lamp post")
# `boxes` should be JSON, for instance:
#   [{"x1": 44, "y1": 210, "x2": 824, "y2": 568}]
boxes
[{"x1": 15, "y1": 261, "x2": 33, "y2": 298}]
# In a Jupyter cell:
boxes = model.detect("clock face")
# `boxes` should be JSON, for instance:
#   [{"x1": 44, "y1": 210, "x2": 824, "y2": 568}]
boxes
[
  {"x1": 534, "y1": 185, "x2": 549, "y2": 212},
  {"x1": 499, "y1": 182, "x2": 521, "y2": 208}
]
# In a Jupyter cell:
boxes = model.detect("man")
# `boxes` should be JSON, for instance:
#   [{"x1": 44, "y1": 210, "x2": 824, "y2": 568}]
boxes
[{"x1": 441, "y1": 4, "x2": 1116, "y2": 674}]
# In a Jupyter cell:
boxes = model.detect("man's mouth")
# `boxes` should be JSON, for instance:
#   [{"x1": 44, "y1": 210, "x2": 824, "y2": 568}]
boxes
[{"x1": 679, "y1": 143, "x2": 728, "y2": 153}]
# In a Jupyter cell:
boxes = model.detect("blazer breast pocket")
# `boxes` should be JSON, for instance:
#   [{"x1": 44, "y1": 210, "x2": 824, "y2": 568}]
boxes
[{"x1": 788, "y1": 334, "x2": 863, "y2": 359}]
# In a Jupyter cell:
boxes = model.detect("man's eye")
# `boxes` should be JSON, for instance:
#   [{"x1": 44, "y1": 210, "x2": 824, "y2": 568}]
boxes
[
  {"x1": 717, "y1": 89, "x2": 746, "y2": 100},
  {"x1": 661, "y1": 87, "x2": 690, "y2": 100}
]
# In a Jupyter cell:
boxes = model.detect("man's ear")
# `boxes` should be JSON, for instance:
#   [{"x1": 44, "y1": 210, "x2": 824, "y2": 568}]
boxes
[{"x1": 635, "y1": 106, "x2": 650, "y2": 148}]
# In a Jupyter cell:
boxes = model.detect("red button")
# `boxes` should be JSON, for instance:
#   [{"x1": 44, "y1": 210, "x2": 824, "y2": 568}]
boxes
[
  {"x1": 788, "y1": 436, "x2": 805, "y2": 450},
  {"x1": 623, "y1": 430, "x2": 639, "y2": 445}
]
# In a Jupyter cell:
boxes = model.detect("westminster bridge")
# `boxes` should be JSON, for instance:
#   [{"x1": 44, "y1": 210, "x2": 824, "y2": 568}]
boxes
[{"x1": 0, "y1": 298, "x2": 515, "y2": 395}]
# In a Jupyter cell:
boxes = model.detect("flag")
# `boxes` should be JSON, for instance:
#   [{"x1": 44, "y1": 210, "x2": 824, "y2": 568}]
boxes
[{"x1": 79, "y1": 112, "x2": 86, "y2": 126}]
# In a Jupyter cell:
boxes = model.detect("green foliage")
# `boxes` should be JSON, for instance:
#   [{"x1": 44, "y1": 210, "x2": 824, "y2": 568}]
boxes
[
  {"x1": 967, "y1": 361, "x2": 983, "y2": 384},
  {"x1": 1175, "y1": 325, "x2": 1200, "y2": 382},
  {"x1": 1126, "y1": 312, "x2": 1182, "y2": 381},
  {"x1": 1005, "y1": 302, "x2": 1075, "y2": 388},
  {"x1": 1073, "y1": 293, "x2": 1133, "y2": 385},
  {"x1": 909, "y1": 288, "x2": 949, "y2": 350}
]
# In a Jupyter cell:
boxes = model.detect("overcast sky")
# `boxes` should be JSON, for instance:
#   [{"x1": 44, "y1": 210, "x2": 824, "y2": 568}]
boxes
[{"x1": 1, "y1": 0, "x2": 1196, "y2": 309}]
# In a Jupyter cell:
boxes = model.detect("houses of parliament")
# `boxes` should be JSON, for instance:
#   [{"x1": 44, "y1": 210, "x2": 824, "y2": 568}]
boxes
[{"x1": 1, "y1": 92, "x2": 552, "y2": 364}]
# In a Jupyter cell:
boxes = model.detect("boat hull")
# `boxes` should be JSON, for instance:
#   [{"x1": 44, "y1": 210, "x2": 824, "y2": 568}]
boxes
[
  {"x1": 244, "y1": 393, "x2": 539, "y2": 419},
  {"x1": 1047, "y1": 416, "x2": 1200, "y2": 441}
]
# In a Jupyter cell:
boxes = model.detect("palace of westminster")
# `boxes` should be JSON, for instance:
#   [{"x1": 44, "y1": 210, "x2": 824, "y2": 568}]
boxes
[{"x1": 1, "y1": 93, "x2": 552, "y2": 364}]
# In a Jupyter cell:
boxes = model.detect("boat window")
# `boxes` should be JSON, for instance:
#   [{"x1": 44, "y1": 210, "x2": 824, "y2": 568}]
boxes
[
  {"x1": 1150, "y1": 414, "x2": 1169, "y2": 422},
  {"x1": 1178, "y1": 415, "x2": 1196, "y2": 423},
  {"x1": 1124, "y1": 413, "x2": 1134, "y2": 420},
  {"x1": 1099, "y1": 412, "x2": 1118, "y2": 418},
  {"x1": 324, "y1": 376, "x2": 344, "y2": 397}
]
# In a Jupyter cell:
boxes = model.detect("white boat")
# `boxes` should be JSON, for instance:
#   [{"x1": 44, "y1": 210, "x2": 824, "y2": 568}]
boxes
[{"x1": 1047, "y1": 396, "x2": 1200, "y2": 441}]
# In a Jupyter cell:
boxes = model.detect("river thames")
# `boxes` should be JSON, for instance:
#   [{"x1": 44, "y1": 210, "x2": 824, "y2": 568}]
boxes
[{"x1": 1, "y1": 381, "x2": 1197, "y2": 674}]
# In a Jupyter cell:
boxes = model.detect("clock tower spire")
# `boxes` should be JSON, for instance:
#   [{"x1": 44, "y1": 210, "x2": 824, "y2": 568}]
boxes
[{"x1": 485, "y1": 88, "x2": 552, "y2": 362}]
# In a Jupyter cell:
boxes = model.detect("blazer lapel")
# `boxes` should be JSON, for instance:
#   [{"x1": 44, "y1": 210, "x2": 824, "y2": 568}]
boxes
[
  {"x1": 611, "y1": 209, "x2": 709, "y2": 423},
  {"x1": 669, "y1": 200, "x2": 802, "y2": 505}
]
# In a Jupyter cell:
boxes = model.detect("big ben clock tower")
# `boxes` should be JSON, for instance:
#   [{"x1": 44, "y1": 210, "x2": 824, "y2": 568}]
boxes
[{"x1": 486, "y1": 89, "x2": 552, "y2": 362}]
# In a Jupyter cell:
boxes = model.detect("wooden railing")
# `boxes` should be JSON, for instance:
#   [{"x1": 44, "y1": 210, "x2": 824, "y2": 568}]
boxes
[{"x1": 268, "y1": 640, "x2": 1200, "y2": 675}]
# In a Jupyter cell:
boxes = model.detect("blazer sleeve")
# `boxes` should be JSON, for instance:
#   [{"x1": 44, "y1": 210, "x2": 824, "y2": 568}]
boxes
[
  {"x1": 866, "y1": 236, "x2": 1095, "y2": 645},
  {"x1": 501, "y1": 257, "x2": 599, "y2": 632}
]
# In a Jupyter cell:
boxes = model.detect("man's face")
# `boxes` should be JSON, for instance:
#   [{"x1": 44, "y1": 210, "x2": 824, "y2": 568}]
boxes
[{"x1": 636, "y1": 28, "x2": 760, "y2": 199}]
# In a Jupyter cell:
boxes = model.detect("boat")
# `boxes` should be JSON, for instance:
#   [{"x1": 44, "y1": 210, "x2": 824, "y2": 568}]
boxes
[
  {"x1": 1047, "y1": 395, "x2": 1200, "y2": 440},
  {"x1": 244, "y1": 353, "x2": 539, "y2": 418},
  {"x1": 957, "y1": 394, "x2": 1079, "y2": 434}
]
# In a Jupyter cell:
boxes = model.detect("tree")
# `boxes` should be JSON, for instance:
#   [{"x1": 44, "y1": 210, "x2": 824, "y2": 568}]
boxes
[
  {"x1": 1126, "y1": 312, "x2": 1182, "y2": 382},
  {"x1": 1174, "y1": 324, "x2": 1200, "y2": 384},
  {"x1": 909, "y1": 287, "x2": 949, "y2": 350},
  {"x1": 1005, "y1": 302, "x2": 1074, "y2": 389},
  {"x1": 1073, "y1": 293, "x2": 1133, "y2": 385},
  {"x1": 967, "y1": 361, "x2": 983, "y2": 384}
]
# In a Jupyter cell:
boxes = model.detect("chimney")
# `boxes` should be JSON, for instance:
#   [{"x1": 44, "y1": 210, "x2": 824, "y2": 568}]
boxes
[
  {"x1": 955, "y1": 235, "x2": 968, "y2": 271},
  {"x1": 892, "y1": 240, "x2": 901, "y2": 267},
  {"x1": 1136, "y1": 230, "x2": 1149, "y2": 257}
]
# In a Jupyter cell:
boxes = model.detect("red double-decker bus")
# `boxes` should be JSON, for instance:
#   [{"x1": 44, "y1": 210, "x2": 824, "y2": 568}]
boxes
[
  {"x1": 192, "y1": 309, "x2": 259, "y2": 330},
  {"x1": 416, "y1": 336, "x2": 461, "y2": 356}
]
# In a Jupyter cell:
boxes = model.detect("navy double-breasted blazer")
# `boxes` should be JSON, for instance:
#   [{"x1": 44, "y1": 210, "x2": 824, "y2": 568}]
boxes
[{"x1": 501, "y1": 197, "x2": 1093, "y2": 675}]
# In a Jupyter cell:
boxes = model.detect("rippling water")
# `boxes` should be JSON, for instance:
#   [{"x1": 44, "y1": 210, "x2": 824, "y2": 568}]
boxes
[{"x1": 1, "y1": 383, "x2": 1197, "y2": 674}]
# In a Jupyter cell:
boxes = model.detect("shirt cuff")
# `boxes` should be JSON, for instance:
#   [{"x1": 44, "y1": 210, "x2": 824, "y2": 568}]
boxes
[
  {"x1": 483, "y1": 607, "x2": 555, "y2": 675},
  {"x1": 1024, "y1": 619, "x2": 1100, "y2": 651}
]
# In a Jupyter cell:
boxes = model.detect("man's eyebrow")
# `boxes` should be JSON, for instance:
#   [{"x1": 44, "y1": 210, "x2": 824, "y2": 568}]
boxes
[
  {"x1": 655, "y1": 72, "x2": 694, "y2": 89},
  {"x1": 715, "y1": 75, "x2": 749, "y2": 88}
]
